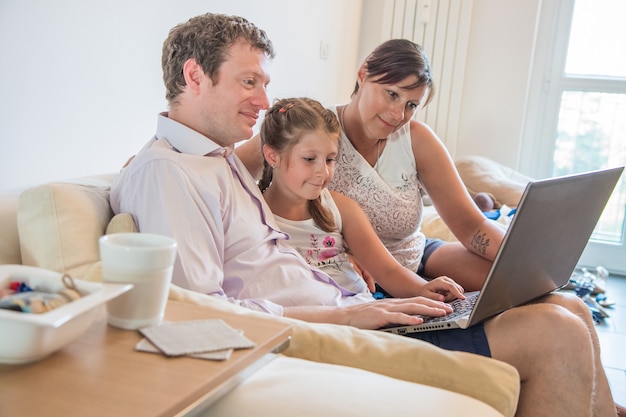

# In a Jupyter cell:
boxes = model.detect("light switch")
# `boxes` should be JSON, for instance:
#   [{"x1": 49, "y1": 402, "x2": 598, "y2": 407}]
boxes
[{"x1": 319, "y1": 40, "x2": 329, "y2": 60}]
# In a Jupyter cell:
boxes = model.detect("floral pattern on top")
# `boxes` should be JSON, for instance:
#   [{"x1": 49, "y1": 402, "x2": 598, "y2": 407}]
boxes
[{"x1": 305, "y1": 234, "x2": 344, "y2": 269}]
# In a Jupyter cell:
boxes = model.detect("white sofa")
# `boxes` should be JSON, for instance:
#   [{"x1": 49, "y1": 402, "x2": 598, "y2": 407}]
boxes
[{"x1": 0, "y1": 169, "x2": 520, "y2": 417}]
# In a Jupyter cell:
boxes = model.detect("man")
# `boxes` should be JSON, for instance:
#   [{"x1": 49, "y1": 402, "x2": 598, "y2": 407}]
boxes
[{"x1": 111, "y1": 13, "x2": 622, "y2": 417}]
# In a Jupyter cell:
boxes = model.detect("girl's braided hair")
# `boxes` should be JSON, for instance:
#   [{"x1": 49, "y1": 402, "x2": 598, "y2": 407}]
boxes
[{"x1": 259, "y1": 97, "x2": 340, "y2": 232}]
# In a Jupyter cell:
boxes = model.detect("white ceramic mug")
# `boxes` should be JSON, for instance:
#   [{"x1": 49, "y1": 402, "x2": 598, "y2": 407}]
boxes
[{"x1": 99, "y1": 233, "x2": 177, "y2": 330}]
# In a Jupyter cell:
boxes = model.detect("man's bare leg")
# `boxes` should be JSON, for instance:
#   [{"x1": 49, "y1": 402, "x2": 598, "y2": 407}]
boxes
[
  {"x1": 539, "y1": 292, "x2": 619, "y2": 417},
  {"x1": 485, "y1": 302, "x2": 600, "y2": 417},
  {"x1": 427, "y1": 244, "x2": 620, "y2": 415}
]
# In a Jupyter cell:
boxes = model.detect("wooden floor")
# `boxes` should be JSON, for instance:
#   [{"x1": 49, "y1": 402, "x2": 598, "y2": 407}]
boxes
[{"x1": 596, "y1": 274, "x2": 626, "y2": 406}]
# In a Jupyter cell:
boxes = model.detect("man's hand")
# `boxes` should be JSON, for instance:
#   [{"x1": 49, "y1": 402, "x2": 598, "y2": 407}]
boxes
[{"x1": 342, "y1": 296, "x2": 453, "y2": 330}]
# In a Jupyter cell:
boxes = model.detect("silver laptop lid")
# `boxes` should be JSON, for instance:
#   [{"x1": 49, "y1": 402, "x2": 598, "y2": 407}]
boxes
[{"x1": 467, "y1": 166, "x2": 624, "y2": 326}]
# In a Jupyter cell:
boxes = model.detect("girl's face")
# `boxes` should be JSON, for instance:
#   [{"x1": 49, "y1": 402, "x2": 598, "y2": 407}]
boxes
[
  {"x1": 275, "y1": 129, "x2": 338, "y2": 201},
  {"x1": 356, "y1": 73, "x2": 428, "y2": 140}
]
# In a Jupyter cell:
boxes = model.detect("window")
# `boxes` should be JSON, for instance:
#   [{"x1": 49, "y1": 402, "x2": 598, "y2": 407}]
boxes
[{"x1": 525, "y1": 0, "x2": 626, "y2": 274}]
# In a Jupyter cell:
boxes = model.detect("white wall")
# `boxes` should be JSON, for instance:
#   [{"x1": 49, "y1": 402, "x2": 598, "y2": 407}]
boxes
[
  {"x1": 357, "y1": 0, "x2": 543, "y2": 174},
  {"x1": 0, "y1": 0, "x2": 362, "y2": 192},
  {"x1": 1, "y1": 0, "x2": 548, "y2": 193},
  {"x1": 455, "y1": 0, "x2": 541, "y2": 172}
]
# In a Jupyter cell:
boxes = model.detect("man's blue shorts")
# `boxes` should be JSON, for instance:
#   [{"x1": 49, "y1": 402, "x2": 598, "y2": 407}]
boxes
[
  {"x1": 414, "y1": 238, "x2": 491, "y2": 357},
  {"x1": 404, "y1": 322, "x2": 491, "y2": 357}
]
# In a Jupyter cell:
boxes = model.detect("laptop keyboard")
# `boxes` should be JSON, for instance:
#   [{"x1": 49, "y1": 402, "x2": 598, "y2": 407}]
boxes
[{"x1": 420, "y1": 292, "x2": 479, "y2": 323}]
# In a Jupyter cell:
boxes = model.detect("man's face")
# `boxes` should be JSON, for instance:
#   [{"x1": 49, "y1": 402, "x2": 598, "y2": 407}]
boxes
[{"x1": 199, "y1": 40, "x2": 271, "y2": 147}]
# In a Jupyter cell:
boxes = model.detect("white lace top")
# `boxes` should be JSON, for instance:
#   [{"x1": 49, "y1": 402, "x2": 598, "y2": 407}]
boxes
[{"x1": 328, "y1": 106, "x2": 426, "y2": 272}]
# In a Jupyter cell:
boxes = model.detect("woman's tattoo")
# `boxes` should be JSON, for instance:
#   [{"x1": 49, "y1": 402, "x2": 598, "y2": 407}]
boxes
[{"x1": 471, "y1": 231, "x2": 490, "y2": 255}]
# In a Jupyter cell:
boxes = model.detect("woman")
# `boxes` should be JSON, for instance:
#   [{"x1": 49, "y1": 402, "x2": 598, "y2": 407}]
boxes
[{"x1": 327, "y1": 39, "x2": 502, "y2": 292}]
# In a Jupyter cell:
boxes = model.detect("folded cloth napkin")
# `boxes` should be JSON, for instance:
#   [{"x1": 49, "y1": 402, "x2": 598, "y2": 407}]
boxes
[
  {"x1": 135, "y1": 337, "x2": 235, "y2": 361},
  {"x1": 139, "y1": 319, "x2": 255, "y2": 357}
]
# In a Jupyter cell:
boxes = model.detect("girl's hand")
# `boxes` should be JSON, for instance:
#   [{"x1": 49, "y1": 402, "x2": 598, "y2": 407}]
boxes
[{"x1": 418, "y1": 276, "x2": 465, "y2": 302}]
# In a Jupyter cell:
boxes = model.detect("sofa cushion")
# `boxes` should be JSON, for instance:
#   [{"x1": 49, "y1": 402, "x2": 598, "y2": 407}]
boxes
[
  {"x1": 207, "y1": 355, "x2": 505, "y2": 417},
  {"x1": 421, "y1": 205, "x2": 459, "y2": 242},
  {"x1": 455, "y1": 155, "x2": 533, "y2": 207},
  {"x1": 0, "y1": 187, "x2": 23, "y2": 264},
  {"x1": 169, "y1": 285, "x2": 520, "y2": 417},
  {"x1": 421, "y1": 156, "x2": 531, "y2": 241},
  {"x1": 16, "y1": 177, "x2": 116, "y2": 278},
  {"x1": 106, "y1": 213, "x2": 138, "y2": 234}
]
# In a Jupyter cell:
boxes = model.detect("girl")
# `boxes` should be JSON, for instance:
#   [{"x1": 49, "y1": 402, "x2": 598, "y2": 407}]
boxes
[{"x1": 258, "y1": 97, "x2": 464, "y2": 301}]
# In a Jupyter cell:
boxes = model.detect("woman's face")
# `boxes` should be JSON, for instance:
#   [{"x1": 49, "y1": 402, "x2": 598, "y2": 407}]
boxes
[{"x1": 356, "y1": 74, "x2": 428, "y2": 140}]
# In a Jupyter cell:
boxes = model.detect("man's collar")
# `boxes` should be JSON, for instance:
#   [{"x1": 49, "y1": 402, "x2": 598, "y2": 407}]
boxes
[{"x1": 156, "y1": 112, "x2": 233, "y2": 157}]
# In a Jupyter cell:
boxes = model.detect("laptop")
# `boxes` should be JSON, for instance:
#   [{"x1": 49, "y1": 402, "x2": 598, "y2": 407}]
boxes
[{"x1": 381, "y1": 166, "x2": 624, "y2": 335}]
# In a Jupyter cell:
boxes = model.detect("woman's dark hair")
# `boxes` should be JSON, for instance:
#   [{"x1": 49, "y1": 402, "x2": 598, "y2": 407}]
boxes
[
  {"x1": 259, "y1": 97, "x2": 340, "y2": 232},
  {"x1": 353, "y1": 39, "x2": 435, "y2": 107}
]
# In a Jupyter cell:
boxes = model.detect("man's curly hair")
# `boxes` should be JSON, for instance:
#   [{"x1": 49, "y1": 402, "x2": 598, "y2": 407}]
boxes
[{"x1": 161, "y1": 13, "x2": 275, "y2": 103}]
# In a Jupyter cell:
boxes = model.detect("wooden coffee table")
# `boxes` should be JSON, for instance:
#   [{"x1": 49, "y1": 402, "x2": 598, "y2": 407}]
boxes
[{"x1": 0, "y1": 300, "x2": 292, "y2": 416}]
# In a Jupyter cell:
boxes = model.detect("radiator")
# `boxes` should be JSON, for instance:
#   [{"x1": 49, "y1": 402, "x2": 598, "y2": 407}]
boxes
[{"x1": 379, "y1": 0, "x2": 473, "y2": 156}]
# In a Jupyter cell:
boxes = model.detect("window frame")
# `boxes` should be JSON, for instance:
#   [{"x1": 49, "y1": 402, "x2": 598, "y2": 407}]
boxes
[{"x1": 520, "y1": 0, "x2": 626, "y2": 274}]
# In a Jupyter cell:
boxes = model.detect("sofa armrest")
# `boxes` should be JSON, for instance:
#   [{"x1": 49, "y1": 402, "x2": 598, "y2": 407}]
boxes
[
  {"x1": 208, "y1": 355, "x2": 506, "y2": 417},
  {"x1": 168, "y1": 285, "x2": 520, "y2": 417}
]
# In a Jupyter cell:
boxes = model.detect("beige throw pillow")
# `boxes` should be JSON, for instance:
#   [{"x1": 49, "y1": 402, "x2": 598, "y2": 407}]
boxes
[
  {"x1": 0, "y1": 188, "x2": 23, "y2": 264},
  {"x1": 106, "y1": 213, "x2": 138, "y2": 234},
  {"x1": 17, "y1": 181, "x2": 114, "y2": 278},
  {"x1": 455, "y1": 155, "x2": 533, "y2": 207}
]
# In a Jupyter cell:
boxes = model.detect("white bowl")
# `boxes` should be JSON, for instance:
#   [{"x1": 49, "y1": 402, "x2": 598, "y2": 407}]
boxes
[{"x1": 0, "y1": 264, "x2": 132, "y2": 364}]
